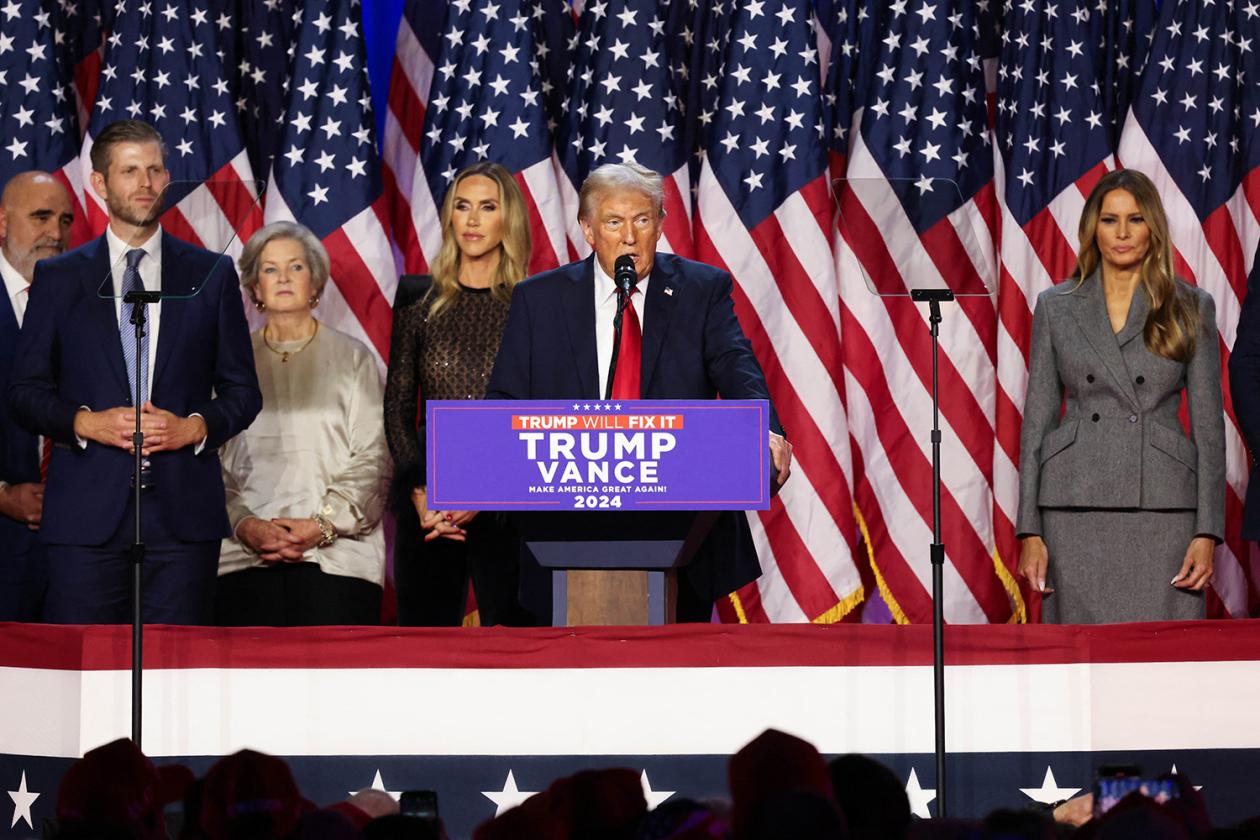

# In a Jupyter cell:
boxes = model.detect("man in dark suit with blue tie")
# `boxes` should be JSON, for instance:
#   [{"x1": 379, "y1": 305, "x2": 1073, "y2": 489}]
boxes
[
  {"x1": 487, "y1": 163, "x2": 792, "y2": 621},
  {"x1": 0, "y1": 171, "x2": 75, "y2": 621},
  {"x1": 8, "y1": 120, "x2": 262, "y2": 624}
]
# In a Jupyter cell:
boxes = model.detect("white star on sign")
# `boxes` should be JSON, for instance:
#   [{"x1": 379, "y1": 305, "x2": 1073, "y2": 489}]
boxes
[
  {"x1": 1169, "y1": 764, "x2": 1204, "y2": 792},
  {"x1": 1020, "y1": 766, "x2": 1081, "y2": 804},
  {"x1": 8, "y1": 770, "x2": 39, "y2": 829},
  {"x1": 905, "y1": 769, "x2": 935, "y2": 818},
  {"x1": 482, "y1": 770, "x2": 538, "y2": 816},
  {"x1": 349, "y1": 769, "x2": 401, "y2": 801},
  {"x1": 640, "y1": 771, "x2": 674, "y2": 809}
]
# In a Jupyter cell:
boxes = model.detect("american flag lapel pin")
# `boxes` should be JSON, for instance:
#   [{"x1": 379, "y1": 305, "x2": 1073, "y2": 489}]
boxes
[{"x1": 664, "y1": 287, "x2": 674, "y2": 296}]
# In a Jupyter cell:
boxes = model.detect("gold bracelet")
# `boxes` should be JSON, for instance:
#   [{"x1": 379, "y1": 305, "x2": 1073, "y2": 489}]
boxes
[{"x1": 313, "y1": 513, "x2": 336, "y2": 547}]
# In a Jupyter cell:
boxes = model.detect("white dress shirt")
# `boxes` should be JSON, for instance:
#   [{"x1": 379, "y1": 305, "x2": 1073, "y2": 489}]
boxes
[
  {"x1": 593, "y1": 258, "x2": 650, "y2": 398},
  {"x1": 104, "y1": 225, "x2": 162, "y2": 395},
  {"x1": 0, "y1": 249, "x2": 29, "y2": 325}
]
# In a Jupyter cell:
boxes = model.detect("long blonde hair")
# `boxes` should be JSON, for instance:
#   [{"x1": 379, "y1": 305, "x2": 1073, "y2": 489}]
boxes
[
  {"x1": 428, "y1": 162, "x2": 531, "y2": 318},
  {"x1": 1073, "y1": 168, "x2": 1199, "y2": 362}
]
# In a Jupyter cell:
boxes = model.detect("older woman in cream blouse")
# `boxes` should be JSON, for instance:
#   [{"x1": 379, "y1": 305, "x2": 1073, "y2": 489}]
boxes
[{"x1": 215, "y1": 221, "x2": 390, "y2": 626}]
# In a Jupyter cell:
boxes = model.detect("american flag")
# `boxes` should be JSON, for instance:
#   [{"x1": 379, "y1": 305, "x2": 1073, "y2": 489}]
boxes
[
  {"x1": 0, "y1": 0, "x2": 91, "y2": 246},
  {"x1": 1118, "y1": 0, "x2": 1260, "y2": 617},
  {"x1": 265, "y1": 0, "x2": 395, "y2": 365},
  {"x1": 553, "y1": 0, "x2": 693, "y2": 258},
  {"x1": 382, "y1": 0, "x2": 570, "y2": 279},
  {"x1": 833, "y1": 0, "x2": 1020, "y2": 623},
  {"x1": 80, "y1": 0, "x2": 262, "y2": 256},
  {"x1": 695, "y1": 0, "x2": 863, "y2": 622}
]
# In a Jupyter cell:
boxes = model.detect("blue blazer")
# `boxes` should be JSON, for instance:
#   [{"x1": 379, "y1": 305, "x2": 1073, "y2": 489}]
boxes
[
  {"x1": 487, "y1": 252, "x2": 782, "y2": 601},
  {"x1": 7, "y1": 233, "x2": 262, "y2": 546},
  {"x1": 1230, "y1": 255, "x2": 1260, "y2": 540}
]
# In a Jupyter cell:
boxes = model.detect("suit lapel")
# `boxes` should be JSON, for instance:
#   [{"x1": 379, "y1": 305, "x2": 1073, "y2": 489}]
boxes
[
  {"x1": 81, "y1": 235, "x2": 134, "y2": 399},
  {"x1": 152, "y1": 233, "x2": 189, "y2": 393},
  {"x1": 640, "y1": 254, "x2": 678, "y2": 394},
  {"x1": 1115, "y1": 282, "x2": 1150, "y2": 348},
  {"x1": 0, "y1": 290, "x2": 18, "y2": 339},
  {"x1": 561, "y1": 257, "x2": 599, "y2": 398},
  {"x1": 1067, "y1": 272, "x2": 1139, "y2": 409}
]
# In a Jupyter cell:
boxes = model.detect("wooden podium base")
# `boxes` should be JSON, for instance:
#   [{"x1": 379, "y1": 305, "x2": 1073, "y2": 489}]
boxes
[{"x1": 558, "y1": 570, "x2": 677, "y2": 625}]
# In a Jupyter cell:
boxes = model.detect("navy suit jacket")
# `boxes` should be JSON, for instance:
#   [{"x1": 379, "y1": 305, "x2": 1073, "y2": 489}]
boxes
[
  {"x1": 487, "y1": 252, "x2": 781, "y2": 600},
  {"x1": 0, "y1": 294, "x2": 43, "y2": 615},
  {"x1": 1230, "y1": 253, "x2": 1260, "y2": 540},
  {"x1": 8, "y1": 232, "x2": 262, "y2": 546}
]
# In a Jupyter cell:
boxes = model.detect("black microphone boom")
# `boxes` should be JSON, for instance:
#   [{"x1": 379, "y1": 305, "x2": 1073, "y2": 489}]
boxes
[
  {"x1": 606, "y1": 255, "x2": 638, "y2": 400},
  {"x1": 614, "y1": 254, "x2": 637, "y2": 295}
]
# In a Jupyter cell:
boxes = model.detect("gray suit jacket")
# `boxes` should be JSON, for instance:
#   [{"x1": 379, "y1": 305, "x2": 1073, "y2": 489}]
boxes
[{"x1": 1015, "y1": 272, "x2": 1225, "y2": 540}]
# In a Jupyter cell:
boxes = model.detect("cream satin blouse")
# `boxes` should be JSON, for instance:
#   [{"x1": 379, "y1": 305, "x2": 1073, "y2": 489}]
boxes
[{"x1": 218, "y1": 324, "x2": 391, "y2": 585}]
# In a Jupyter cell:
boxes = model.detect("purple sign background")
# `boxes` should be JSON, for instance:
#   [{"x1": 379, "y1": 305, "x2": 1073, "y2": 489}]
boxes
[{"x1": 426, "y1": 400, "x2": 770, "y2": 510}]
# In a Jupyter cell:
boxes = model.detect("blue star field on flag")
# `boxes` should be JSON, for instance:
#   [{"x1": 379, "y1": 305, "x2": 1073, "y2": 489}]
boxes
[
  {"x1": 414, "y1": 0, "x2": 552, "y2": 209},
  {"x1": 858, "y1": 0, "x2": 992, "y2": 232},
  {"x1": 995, "y1": 0, "x2": 1113, "y2": 226},
  {"x1": 0, "y1": 0, "x2": 81, "y2": 188},
  {"x1": 1130, "y1": 0, "x2": 1260, "y2": 221},
  {"x1": 87, "y1": 0, "x2": 247, "y2": 206},
  {"x1": 704, "y1": 0, "x2": 828, "y2": 229},
  {"x1": 271, "y1": 0, "x2": 381, "y2": 238},
  {"x1": 554, "y1": 0, "x2": 687, "y2": 186}
]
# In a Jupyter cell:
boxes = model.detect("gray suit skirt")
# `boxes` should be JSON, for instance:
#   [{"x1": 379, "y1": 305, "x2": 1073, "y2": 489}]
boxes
[{"x1": 1040, "y1": 508, "x2": 1205, "y2": 624}]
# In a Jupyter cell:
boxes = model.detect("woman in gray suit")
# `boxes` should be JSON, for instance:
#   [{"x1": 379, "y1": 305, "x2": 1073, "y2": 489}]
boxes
[{"x1": 1016, "y1": 169, "x2": 1225, "y2": 623}]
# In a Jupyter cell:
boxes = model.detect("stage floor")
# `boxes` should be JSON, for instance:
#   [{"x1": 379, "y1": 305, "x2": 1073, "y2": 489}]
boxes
[{"x1": 3, "y1": 621, "x2": 1259, "y2": 837}]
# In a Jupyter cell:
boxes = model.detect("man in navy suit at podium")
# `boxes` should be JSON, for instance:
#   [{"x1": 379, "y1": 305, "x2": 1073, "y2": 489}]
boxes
[
  {"x1": 0, "y1": 172, "x2": 75, "y2": 620},
  {"x1": 8, "y1": 120, "x2": 262, "y2": 624},
  {"x1": 487, "y1": 163, "x2": 792, "y2": 621}
]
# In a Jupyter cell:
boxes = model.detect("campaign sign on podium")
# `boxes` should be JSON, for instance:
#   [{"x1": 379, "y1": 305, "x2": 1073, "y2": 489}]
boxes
[{"x1": 425, "y1": 399, "x2": 771, "y2": 511}]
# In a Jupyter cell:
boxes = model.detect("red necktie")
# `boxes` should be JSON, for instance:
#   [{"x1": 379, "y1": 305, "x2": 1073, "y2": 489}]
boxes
[
  {"x1": 611, "y1": 288, "x2": 642, "y2": 400},
  {"x1": 40, "y1": 436, "x2": 51, "y2": 483}
]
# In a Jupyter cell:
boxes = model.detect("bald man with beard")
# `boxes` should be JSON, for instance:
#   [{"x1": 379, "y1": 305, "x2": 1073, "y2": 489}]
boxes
[{"x1": 0, "y1": 171, "x2": 74, "y2": 620}]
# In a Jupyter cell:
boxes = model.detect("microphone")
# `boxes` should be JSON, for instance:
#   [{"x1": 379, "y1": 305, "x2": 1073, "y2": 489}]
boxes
[{"x1": 613, "y1": 254, "x2": 637, "y2": 296}]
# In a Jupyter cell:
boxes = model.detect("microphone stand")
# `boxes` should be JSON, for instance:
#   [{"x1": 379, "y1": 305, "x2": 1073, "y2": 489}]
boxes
[
  {"x1": 604, "y1": 285, "x2": 631, "y2": 401},
  {"x1": 125, "y1": 288, "x2": 160, "y2": 748},
  {"x1": 910, "y1": 286, "x2": 953, "y2": 818}
]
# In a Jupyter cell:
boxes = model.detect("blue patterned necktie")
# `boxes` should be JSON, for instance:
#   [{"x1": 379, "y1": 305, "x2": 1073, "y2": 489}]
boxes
[{"x1": 119, "y1": 248, "x2": 149, "y2": 406}]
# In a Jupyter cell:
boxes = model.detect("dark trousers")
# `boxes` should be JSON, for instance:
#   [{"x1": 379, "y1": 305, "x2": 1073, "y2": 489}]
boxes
[
  {"x1": 214, "y1": 562, "x2": 382, "y2": 626},
  {"x1": 41, "y1": 495, "x2": 219, "y2": 625},
  {"x1": 0, "y1": 541, "x2": 47, "y2": 622},
  {"x1": 393, "y1": 508, "x2": 533, "y2": 626}
]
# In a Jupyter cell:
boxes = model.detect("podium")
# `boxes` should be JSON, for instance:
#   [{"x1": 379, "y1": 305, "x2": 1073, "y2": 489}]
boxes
[
  {"x1": 513, "y1": 511, "x2": 718, "y2": 625},
  {"x1": 426, "y1": 398, "x2": 769, "y2": 626}
]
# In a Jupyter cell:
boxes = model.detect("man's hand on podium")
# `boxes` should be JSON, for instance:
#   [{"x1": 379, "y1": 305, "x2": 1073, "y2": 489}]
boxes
[{"x1": 769, "y1": 431, "x2": 792, "y2": 497}]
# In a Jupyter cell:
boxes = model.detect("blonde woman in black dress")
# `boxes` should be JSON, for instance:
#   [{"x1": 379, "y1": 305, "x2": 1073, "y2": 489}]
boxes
[{"x1": 385, "y1": 162, "x2": 532, "y2": 626}]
